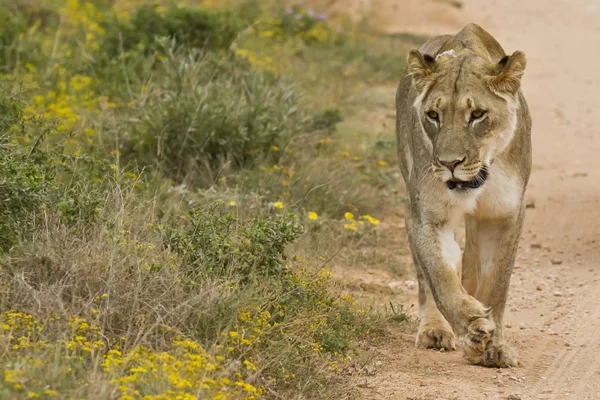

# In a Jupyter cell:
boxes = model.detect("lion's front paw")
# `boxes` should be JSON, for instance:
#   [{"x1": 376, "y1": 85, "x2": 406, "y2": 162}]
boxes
[
  {"x1": 459, "y1": 317, "x2": 495, "y2": 364},
  {"x1": 416, "y1": 318, "x2": 456, "y2": 351},
  {"x1": 480, "y1": 342, "x2": 518, "y2": 368},
  {"x1": 459, "y1": 318, "x2": 518, "y2": 368}
]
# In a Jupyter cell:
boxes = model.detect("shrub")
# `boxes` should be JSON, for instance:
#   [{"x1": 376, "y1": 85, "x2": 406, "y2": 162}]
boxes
[
  {"x1": 100, "y1": 2, "x2": 260, "y2": 58},
  {"x1": 118, "y1": 42, "x2": 314, "y2": 184},
  {"x1": 0, "y1": 95, "x2": 54, "y2": 253},
  {"x1": 164, "y1": 203, "x2": 304, "y2": 280},
  {"x1": 311, "y1": 107, "x2": 343, "y2": 132},
  {"x1": 0, "y1": 3, "x2": 55, "y2": 73}
]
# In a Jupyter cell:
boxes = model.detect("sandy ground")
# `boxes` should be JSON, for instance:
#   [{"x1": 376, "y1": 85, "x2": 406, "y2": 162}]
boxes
[{"x1": 324, "y1": 0, "x2": 600, "y2": 398}]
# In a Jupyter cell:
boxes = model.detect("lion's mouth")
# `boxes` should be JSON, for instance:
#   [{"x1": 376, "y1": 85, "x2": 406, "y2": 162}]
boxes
[{"x1": 447, "y1": 166, "x2": 489, "y2": 190}]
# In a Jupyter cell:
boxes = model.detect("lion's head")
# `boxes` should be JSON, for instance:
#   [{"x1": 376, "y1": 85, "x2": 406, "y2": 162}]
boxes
[{"x1": 407, "y1": 48, "x2": 526, "y2": 190}]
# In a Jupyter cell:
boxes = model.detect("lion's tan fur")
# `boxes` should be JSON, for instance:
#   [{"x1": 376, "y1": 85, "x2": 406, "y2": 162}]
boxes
[{"x1": 396, "y1": 23, "x2": 531, "y2": 367}]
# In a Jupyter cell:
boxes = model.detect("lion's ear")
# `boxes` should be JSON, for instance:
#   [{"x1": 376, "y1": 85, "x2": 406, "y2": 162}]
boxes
[
  {"x1": 407, "y1": 50, "x2": 437, "y2": 93},
  {"x1": 486, "y1": 51, "x2": 526, "y2": 94}
]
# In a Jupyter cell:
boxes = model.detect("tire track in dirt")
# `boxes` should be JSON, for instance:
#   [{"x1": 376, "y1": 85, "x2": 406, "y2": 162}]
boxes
[{"x1": 539, "y1": 286, "x2": 600, "y2": 398}]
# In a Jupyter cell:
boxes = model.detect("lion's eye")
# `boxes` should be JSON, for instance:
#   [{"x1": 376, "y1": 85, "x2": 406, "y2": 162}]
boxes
[
  {"x1": 471, "y1": 110, "x2": 486, "y2": 120},
  {"x1": 426, "y1": 110, "x2": 439, "y2": 120}
]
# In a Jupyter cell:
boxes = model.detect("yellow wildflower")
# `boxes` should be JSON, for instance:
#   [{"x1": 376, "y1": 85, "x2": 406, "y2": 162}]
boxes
[
  {"x1": 308, "y1": 212, "x2": 318, "y2": 220},
  {"x1": 4, "y1": 370, "x2": 23, "y2": 383},
  {"x1": 228, "y1": 200, "x2": 236, "y2": 206},
  {"x1": 379, "y1": 160, "x2": 388, "y2": 166},
  {"x1": 344, "y1": 223, "x2": 357, "y2": 231},
  {"x1": 344, "y1": 212, "x2": 354, "y2": 220},
  {"x1": 244, "y1": 359, "x2": 257, "y2": 371},
  {"x1": 274, "y1": 202, "x2": 284, "y2": 209},
  {"x1": 363, "y1": 215, "x2": 380, "y2": 225}
]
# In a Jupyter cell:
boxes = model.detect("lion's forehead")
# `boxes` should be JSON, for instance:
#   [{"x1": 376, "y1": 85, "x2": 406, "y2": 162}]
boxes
[
  {"x1": 425, "y1": 78, "x2": 499, "y2": 111},
  {"x1": 433, "y1": 57, "x2": 490, "y2": 89},
  {"x1": 421, "y1": 61, "x2": 495, "y2": 109},
  {"x1": 430, "y1": 94, "x2": 479, "y2": 111}
]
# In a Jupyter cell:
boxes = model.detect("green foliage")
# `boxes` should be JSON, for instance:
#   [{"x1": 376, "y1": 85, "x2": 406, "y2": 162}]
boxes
[
  {"x1": 0, "y1": 97, "x2": 54, "y2": 252},
  {"x1": 311, "y1": 107, "x2": 343, "y2": 132},
  {"x1": 315, "y1": 307, "x2": 357, "y2": 353},
  {"x1": 119, "y1": 43, "x2": 314, "y2": 183},
  {"x1": 164, "y1": 203, "x2": 304, "y2": 279},
  {"x1": 53, "y1": 153, "x2": 116, "y2": 226},
  {"x1": 0, "y1": 149, "x2": 53, "y2": 252},
  {"x1": 101, "y1": 2, "x2": 259, "y2": 58},
  {"x1": 0, "y1": 3, "x2": 48, "y2": 73}
]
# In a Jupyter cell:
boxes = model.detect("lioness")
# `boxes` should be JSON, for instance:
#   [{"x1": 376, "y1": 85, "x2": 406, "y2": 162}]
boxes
[{"x1": 395, "y1": 23, "x2": 531, "y2": 367}]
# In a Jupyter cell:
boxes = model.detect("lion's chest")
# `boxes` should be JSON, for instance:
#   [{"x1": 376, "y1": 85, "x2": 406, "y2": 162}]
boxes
[{"x1": 476, "y1": 165, "x2": 523, "y2": 218}]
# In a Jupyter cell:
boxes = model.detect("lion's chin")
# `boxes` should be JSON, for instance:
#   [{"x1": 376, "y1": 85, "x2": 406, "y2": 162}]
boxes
[{"x1": 446, "y1": 166, "x2": 489, "y2": 190}]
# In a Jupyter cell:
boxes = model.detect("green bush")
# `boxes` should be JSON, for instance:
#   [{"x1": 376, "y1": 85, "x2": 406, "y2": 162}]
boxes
[
  {"x1": 0, "y1": 3, "x2": 53, "y2": 73},
  {"x1": 101, "y1": 2, "x2": 260, "y2": 58},
  {"x1": 164, "y1": 203, "x2": 304, "y2": 280},
  {"x1": 118, "y1": 43, "x2": 315, "y2": 183},
  {"x1": 311, "y1": 107, "x2": 343, "y2": 132},
  {"x1": 0, "y1": 96, "x2": 54, "y2": 252}
]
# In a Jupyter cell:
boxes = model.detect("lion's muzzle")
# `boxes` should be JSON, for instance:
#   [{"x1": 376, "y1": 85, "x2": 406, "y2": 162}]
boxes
[{"x1": 446, "y1": 166, "x2": 489, "y2": 190}]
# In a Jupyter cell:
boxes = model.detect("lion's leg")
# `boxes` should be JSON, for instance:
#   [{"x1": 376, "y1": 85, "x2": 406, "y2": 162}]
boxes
[
  {"x1": 406, "y1": 211, "x2": 494, "y2": 359},
  {"x1": 414, "y1": 255, "x2": 456, "y2": 350},
  {"x1": 462, "y1": 215, "x2": 480, "y2": 296},
  {"x1": 405, "y1": 210, "x2": 455, "y2": 350},
  {"x1": 466, "y1": 209, "x2": 524, "y2": 367}
]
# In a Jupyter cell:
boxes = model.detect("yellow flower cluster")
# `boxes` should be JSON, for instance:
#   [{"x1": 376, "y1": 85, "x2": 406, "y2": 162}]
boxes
[
  {"x1": 104, "y1": 339, "x2": 262, "y2": 400},
  {"x1": 233, "y1": 8, "x2": 334, "y2": 74},
  {"x1": 343, "y1": 212, "x2": 380, "y2": 230},
  {"x1": 298, "y1": 23, "x2": 330, "y2": 43},
  {"x1": 60, "y1": 0, "x2": 105, "y2": 51},
  {"x1": 13, "y1": 0, "x2": 125, "y2": 154},
  {"x1": 235, "y1": 49, "x2": 277, "y2": 73},
  {"x1": 1, "y1": 312, "x2": 263, "y2": 399}
]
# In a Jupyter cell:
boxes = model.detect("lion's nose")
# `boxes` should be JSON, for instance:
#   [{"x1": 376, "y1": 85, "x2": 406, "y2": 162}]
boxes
[{"x1": 438, "y1": 156, "x2": 465, "y2": 172}]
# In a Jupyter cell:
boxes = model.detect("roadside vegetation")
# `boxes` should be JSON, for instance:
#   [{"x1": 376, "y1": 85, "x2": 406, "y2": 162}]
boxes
[{"x1": 0, "y1": 1, "x2": 422, "y2": 398}]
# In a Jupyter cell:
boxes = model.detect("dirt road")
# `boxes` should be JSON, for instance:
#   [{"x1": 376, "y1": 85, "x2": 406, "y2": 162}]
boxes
[{"x1": 329, "y1": 0, "x2": 600, "y2": 398}]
